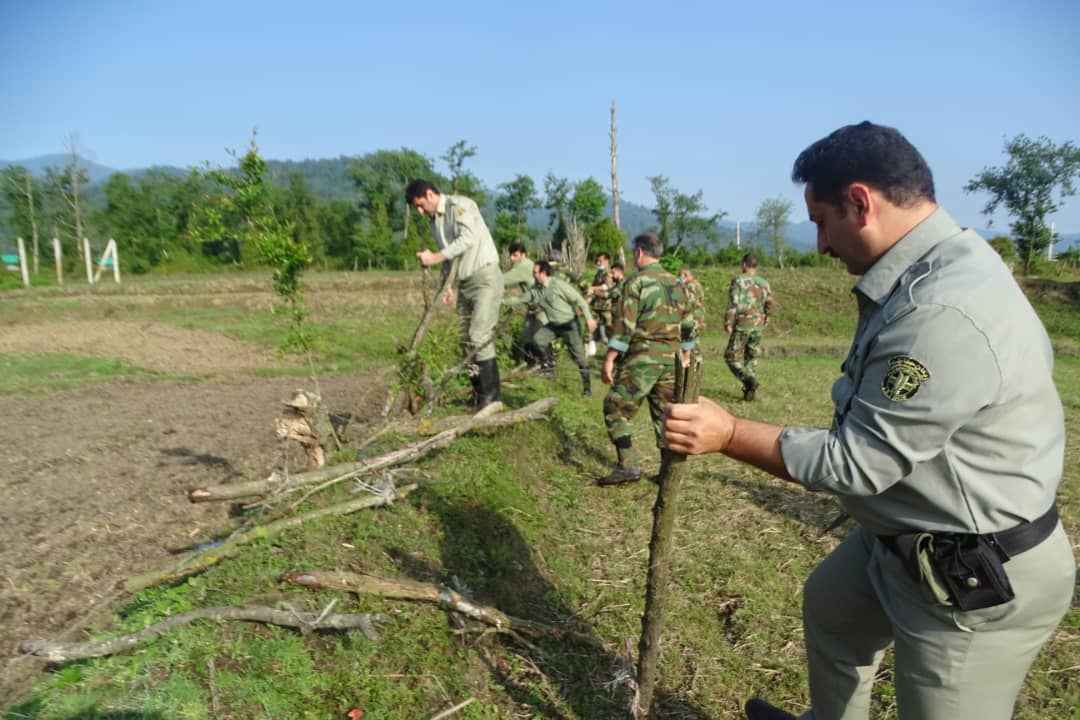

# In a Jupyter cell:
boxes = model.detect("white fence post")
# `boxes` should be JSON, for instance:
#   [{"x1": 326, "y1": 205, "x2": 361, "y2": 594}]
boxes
[
  {"x1": 53, "y1": 238, "x2": 63, "y2": 285},
  {"x1": 17, "y1": 237, "x2": 29, "y2": 287},
  {"x1": 82, "y1": 237, "x2": 93, "y2": 283},
  {"x1": 93, "y1": 238, "x2": 120, "y2": 284}
]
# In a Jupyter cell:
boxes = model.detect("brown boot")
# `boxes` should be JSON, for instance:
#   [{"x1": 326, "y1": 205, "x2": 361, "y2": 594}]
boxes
[{"x1": 598, "y1": 464, "x2": 642, "y2": 486}]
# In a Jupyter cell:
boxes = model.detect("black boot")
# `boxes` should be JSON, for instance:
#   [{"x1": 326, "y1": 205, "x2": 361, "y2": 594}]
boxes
[
  {"x1": 742, "y1": 375, "x2": 759, "y2": 401},
  {"x1": 540, "y1": 346, "x2": 556, "y2": 378},
  {"x1": 581, "y1": 369, "x2": 592, "y2": 397},
  {"x1": 744, "y1": 698, "x2": 795, "y2": 720},
  {"x1": 598, "y1": 442, "x2": 641, "y2": 486},
  {"x1": 475, "y1": 358, "x2": 501, "y2": 410},
  {"x1": 467, "y1": 362, "x2": 482, "y2": 408}
]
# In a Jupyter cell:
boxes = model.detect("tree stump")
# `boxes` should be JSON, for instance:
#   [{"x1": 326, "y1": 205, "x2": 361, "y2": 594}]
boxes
[{"x1": 275, "y1": 390, "x2": 335, "y2": 470}]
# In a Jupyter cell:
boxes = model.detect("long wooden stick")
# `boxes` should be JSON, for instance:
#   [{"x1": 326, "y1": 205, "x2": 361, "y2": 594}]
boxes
[
  {"x1": 634, "y1": 353, "x2": 703, "y2": 718},
  {"x1": 20, "y1": 605, "x2": 384, "y2": 661},
  {"x1": 125, "y1": 484, "x2": 416, "y2": 593},
  {"x1": 283, "y1": 570, "x2": 604, "y2": 650},
  {"x1": 187, "y1": 398, "x2": 555, "y2": 503}
]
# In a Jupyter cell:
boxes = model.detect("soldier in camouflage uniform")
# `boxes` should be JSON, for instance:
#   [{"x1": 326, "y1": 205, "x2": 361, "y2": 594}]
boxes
[
  {"x1": 587, "y1": 252, "x2": 614, "y2": 346},
  {"x1": 724, "y1": 253, "x2": 774, "y2": 401},
  {"x1": 504, "y1": 260, "x2": 597, "y2": 396},
  {"x1": 679, "y1": 265, "x2": 707, "y2": 359},
  {"x1": 597, "y1": 261, "x2": 626, "y2": 340},
  {"x1": 598, "y1": 234, "x2": 697, "y2": 486}
]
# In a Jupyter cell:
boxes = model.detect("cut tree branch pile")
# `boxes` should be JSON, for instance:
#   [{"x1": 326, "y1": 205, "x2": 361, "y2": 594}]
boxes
[
  {"x1": 282, "y1": 570, "x2": 604, "y2": 650},
  {"x1": 188, "y1": 398, "x2": 556, "y2": 503},
  {"x1": 124, "y1": 484, "x2": 417, "y2": 593},
  {"x1": 20, "y1": 605, "x2": 385, "y2": 662}
]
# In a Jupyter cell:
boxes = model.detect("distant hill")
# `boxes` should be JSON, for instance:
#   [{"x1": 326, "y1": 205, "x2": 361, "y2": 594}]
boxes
[{"x1": 0, "y1": 154, "x2": 118, "y2": 184}]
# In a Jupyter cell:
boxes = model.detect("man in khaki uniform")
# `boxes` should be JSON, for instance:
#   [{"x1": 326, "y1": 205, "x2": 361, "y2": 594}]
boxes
[
  {"x1": 503, "y1": 241, "x2": 546, "y2": 367},
  {"x1": 408, "y1": 179, "x2": 504, "y2": 408},
  {"x1": 662, "y1": 122, "x2": 1074, "y2": 720}
]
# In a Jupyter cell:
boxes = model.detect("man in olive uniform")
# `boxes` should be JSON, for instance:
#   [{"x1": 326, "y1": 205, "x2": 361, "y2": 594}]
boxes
[
  {"x1": 724, "y1": 253, "x2": 774, "y2": 401},
  {"x1": 662, "y1": 122, "x2": 1074, "y2": 720},
  {"x1": 504, "y1": 260, "x2": 597, "y2": 396},
  {"x1": 587, "y1": 252, "x2": 614, "y2": 346},
  {"x1": 503, "y1": 242, "x2": 546, "y2": 367},
  {"x1": 679, "y1": 265, "x2": 707, "y2": 360},
  {"x1": 408, "y1": 179, "x2": 504, "y2": 408},
  {"x1": 599, "y1": 233, "x2": 696, "y2": 486}
]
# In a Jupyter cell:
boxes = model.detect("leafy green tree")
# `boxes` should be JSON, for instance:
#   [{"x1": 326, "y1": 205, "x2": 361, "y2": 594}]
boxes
[
  {"x1": 648, "y1": 175, "x2": 674, "y2": 247},
  {"x1": 95, "y1": 172, "x2": 163, "y2": 273},
  {"x1": 965, "y1": 134, "x2": 1080, "y2": 274},
  {"x1": 754, "y1": 196, "x2": 793, "y2": 268},
  {"x1": 543, "y1": 173, "x2": 571, "y2": 247},
  {"x1": 585, "y1": 216, "x2": 627, "y2": 261},
  {"x1": 318, "y1": 200, "x2": 363, "y2": 268},
  {"x1": 42, "y1": 162, "x2": 92, "y2": 270},
  {"x1": 495, "y1": 174, "x2": 540, "y2": 248},
  {"x1": 569, "y1": 177, "x2": 607, "y2": 226},
  {"x1": 670, "y1": 188, "x2": 723, "y2": 256},
  {"x1": 986, "y1": 235, "x2": 1017, "y2": 265}
]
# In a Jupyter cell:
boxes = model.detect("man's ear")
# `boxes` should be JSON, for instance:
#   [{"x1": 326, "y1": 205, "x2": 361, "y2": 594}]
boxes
[{"x1": 847, "y1": 183, "x2": 873, "y2": 227}]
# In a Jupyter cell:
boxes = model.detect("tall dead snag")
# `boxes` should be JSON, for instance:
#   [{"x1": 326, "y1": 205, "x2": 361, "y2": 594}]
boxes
[
  {"x1": 276, "y1": 389, "x2": 338, "y2": 470},
  {"x1": 21, "y1": 605, "x2": 385, "y2": 661},
  {"x1": 610, "y1": 100, "x2": 625, "y2": 267},
  {"x1": 189, "y1": 398, "x2": 555, "y2": 504},
  {"x1": 283, "y1": 570, "x2": 604, "y2": 650},
  {"x1": 125, "y1": 484, "x2": 417, "y2": 593},
  {"x1": 634, "y1": 354, "x2": 703, "y2": 719}
]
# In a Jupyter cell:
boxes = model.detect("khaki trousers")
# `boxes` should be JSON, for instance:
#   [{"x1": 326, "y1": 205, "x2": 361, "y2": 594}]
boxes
[
  {"x1": 457, "y1": 263, "x2": 504, "y2": 363},
  {"x1": 800, "y1": 524, "x2": 1074, "y2": 720}
]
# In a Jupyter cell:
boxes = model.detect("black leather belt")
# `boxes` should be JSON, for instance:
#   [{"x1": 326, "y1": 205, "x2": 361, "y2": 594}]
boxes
[{"x1": 879, "y1": 503, "x2": 1059, "y2": 560}]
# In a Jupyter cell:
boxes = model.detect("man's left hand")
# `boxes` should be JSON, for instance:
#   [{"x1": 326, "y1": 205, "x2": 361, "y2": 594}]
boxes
[
  {"x1": 586, "y1": 318, "x2": 597, "y2": 333},
  {"x1": 417, "y1": 249, "x2": 440, "y2": 267}
]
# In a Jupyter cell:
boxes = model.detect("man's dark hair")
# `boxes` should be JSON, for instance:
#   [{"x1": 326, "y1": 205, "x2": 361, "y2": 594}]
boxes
[
  {"x1": 535, "y1": 260, "x2": 553, "y2": 276},
  {"x1": 742, "y1": 253, "x2": 759, "y2": 268},
  {"x1": 405, "y1": 179, "x2": 440, "y2": 201},
  {"x1": 508, "y1": 242, "x2": 527, "y2": 255},
  {"x1": 597, "y1": 252, "x2": 611, "y2": 262},
  {"x1": 791, "y1": 121, "x2": 935, "y2": 209},
  {"x1": 612, "y1": 262, "x2": 625, "y2": 271},
  {"x1": 633, "y1": 233, "x2": 663, "y2": 259}
]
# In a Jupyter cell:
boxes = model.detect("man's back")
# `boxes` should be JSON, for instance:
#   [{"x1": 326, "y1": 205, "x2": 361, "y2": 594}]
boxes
[{"x1": 725, "y1": 273, "x2": 772, "y2": 330}]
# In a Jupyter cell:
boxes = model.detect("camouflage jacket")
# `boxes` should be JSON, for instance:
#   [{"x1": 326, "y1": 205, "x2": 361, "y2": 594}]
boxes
[
  {"x1": 589, "y1": 267, "x2": 613, "y2": 313},
  {"x1": 608, "y1": 262, "x2": 696, "y2": 362},
  {"x1": 681, "y1": 277, "x2": 707, "y2": 339},
  {"x1": 724, "y1": 272, "x2": 773, "y2": 330}
]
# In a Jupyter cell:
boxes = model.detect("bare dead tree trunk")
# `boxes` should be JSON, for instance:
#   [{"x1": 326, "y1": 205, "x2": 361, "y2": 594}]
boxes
[
  {"x1": 67, "y1": 134, "x2": 84, "y2": 262},
  {"x1": 21, "y1": 605, "x2": 384, "y2": 661},
  {"x1": 565, "y1": 216, "x2": 590, "y2": 282},
  {"x1": 634, "y1": 353, "x2": 703, "y2": 719},
  {"x1": 610, "y1": 100, "x2": 625, "y2": 267}
]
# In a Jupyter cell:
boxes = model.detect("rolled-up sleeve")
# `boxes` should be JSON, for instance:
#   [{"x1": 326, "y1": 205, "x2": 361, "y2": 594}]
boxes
[{"x1": 780, "y1": 304, "x2": 1001, "y2": 495}]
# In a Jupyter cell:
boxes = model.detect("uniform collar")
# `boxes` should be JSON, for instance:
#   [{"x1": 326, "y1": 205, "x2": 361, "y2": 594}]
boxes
[
  {"x1": 435, "y1": 194, "x2": 448, "y2": 216},
  {"x1": 640, "y1": 261, "x2": 663, "y2": 275},
  {"x1": 854, "y1": 207, "x2": 958, "y2": 305}
]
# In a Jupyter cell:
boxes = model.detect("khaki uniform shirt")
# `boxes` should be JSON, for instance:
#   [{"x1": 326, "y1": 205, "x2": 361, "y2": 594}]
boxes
[
  {"x1": 430, "y1": 194, "x2": 499, "y2": 281},
  {"x1": 780, "y1": 209, "x2": 1064, "y2": 536},
  {"x1": 505, "y1": 274, "x2": 592, "y2": 326},
  {"x1": 503, "y1": 256, "x2": 548, "y2": 324}
]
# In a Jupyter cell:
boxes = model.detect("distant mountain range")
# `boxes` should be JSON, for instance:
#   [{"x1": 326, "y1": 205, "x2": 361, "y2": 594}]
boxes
[{"x1": 2, "y1": 154, "x2": 1078, "y2": 254}]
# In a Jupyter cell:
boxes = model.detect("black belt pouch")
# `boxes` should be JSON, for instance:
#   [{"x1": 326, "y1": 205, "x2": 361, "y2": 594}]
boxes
[{"x1": 931, "y1": 533, "x2": 1016, "y2": 611}]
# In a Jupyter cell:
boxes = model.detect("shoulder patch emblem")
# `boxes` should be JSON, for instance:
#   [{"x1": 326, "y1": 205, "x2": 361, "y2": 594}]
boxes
[
  {"x1": 882, "y1": 355, "x2": 930, "y2": 402},
  {"x1": 456, "y1": 207, "x2": 467, "y2": 216}
]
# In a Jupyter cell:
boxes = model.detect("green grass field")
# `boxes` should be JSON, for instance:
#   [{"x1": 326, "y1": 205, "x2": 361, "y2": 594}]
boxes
[{"x1": 4, "y1": 265, "x2": 1078, "y2": 720}]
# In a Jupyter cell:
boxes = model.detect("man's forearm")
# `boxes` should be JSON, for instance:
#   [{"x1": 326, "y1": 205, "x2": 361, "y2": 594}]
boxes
[{"x1": 726, "y1": 417, "x2": 794, "y2": 482}]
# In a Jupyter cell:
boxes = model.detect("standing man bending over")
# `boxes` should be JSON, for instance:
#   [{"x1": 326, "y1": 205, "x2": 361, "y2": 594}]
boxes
[
  {"x1": 724, "y1": 253, "x2": 773, "y2": 401},
  {"x1": 663, "y1": 122, "x2": 1074, "y2": 720},
  {"x1": 503, "y1": 242, "x2": 546, "y2": 367},
  {"x1": 599, "y1": 233, "x2": 696, "y2": 486},
  {"x1": 408, "y1": 179, "x2": 504, "y2": 409}
]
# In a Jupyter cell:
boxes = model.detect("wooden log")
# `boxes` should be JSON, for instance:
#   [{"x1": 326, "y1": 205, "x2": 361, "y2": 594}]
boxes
[
  {"x1": 188, "y1": 398, "x2": 555, "y2": 503},
  {"x1": 634, "y1": 354, "x2": 703, "y2": 719},
  {"x1": 20, "y1": 605, "x2": 384, "y2": 661},
  {"x1": 283, "y1": 570, "x2": 604, "y2": 650},
  {"x1": 125, "y1": 484, "x2": 416, "y2": 593}
]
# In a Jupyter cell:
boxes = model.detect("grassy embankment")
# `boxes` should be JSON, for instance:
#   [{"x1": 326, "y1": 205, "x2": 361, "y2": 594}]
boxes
[{"x1": 3, "y1": 265, "x2": 1078, "y2": 719}]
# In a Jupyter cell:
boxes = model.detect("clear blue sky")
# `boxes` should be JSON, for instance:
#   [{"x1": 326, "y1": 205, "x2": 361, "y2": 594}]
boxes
[{"x1": 2, "y1": 0, "x2": 1078, "y2": 231}]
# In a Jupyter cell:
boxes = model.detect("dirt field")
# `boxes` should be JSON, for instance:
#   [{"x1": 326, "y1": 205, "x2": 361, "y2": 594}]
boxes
[{"x1": 0, "y1": 312, "x2": 386, "y2": 705}]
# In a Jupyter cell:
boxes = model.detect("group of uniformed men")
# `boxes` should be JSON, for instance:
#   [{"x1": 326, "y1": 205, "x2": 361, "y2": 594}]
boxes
[{"x1": 406, "y1": 120, "x2": 1074, "y2": 720}]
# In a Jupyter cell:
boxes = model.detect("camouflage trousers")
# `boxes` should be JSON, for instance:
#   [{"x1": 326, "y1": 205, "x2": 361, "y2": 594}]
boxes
[
  {"x1": 724, "y1": 327, "x2": 764, "y2": 382},
  {"x1": 592, "y1": 309, "x2": 613, "y2": 345},
  {"x1": 603, "y1": 357, "x2": 675, "y2": 448}
]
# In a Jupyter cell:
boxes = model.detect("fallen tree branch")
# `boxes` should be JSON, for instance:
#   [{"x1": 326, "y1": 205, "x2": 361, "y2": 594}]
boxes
[
  {"x1": 430, "y1": 697, "x2": 476, "y2": 720},
  {"x1": 125, "y1": 484, "x2": 417, "y2": 593},
  {"x1": 20, "y1": 604, "x2": 385, "y2": 661},
  {"x1": 282, "y1": 570, "x2": 604, "y2": 650},
  {"x1": 188, "y1": 398, "x2": 556, "y2": 504}
]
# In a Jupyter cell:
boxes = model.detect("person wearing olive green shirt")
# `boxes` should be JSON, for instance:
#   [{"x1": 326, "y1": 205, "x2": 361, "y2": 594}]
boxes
[
  {"x1": 408, "y1": 179, "x2": 504, "y2": 409},
  {"x1": 505, "y1": 260, "x2": 597, "y2": 396},
  {"x1": 502, "y1": 241, "x2": 546, "y2": 367},
  {"x1": 662, "y1": 122, "x2": 1074, "y2": 720}
]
